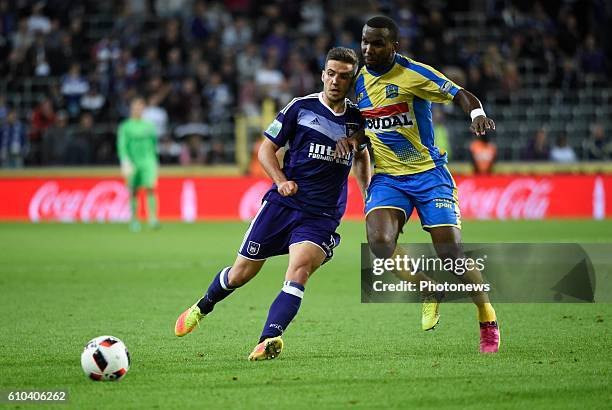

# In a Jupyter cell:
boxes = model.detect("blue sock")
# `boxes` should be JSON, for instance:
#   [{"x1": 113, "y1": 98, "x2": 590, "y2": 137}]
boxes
[
  {"x1": 259, "y1": 281, "x2": 305, "y2": 342},
  {"x1": 197, "y1": 267, "x2": 235, "y2": 314}
]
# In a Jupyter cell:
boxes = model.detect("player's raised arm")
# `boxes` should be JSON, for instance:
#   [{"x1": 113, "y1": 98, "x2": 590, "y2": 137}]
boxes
[
  {"x1": 453, "y1": 89, "x2": 496, "y2": 137},
  {"x1": 257, "y1": 138, "x2": 297, "y2": 196}
]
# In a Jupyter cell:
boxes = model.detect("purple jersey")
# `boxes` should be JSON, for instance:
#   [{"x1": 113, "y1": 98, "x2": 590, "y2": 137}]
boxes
[{"x1": 263, "y1": 92, "x2": 363, "y2": 221}]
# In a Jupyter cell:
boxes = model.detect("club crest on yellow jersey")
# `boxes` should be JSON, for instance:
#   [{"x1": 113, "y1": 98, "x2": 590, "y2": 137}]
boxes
[{"x1": 385, "y1": 84, "x2": 399, "y2": 98}]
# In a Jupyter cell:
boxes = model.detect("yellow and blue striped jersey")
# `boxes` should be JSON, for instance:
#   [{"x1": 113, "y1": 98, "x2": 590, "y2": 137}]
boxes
[{"x1": 355, "y1": 53, "x2": 461, "y2": 175}]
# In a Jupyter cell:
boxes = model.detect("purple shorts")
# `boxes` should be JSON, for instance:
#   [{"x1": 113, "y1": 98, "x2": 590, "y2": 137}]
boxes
[{"x1": 238, "y1": 200, "x2": 341, "y2": 262}]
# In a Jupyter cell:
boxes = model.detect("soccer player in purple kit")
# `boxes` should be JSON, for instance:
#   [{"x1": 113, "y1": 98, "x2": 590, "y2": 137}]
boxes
[
  {"x1": 175, "y1": 47, "x2": 371, "y2": 361},
  {"x1": 336, "y1": 16, "x2": 500, "y2": 353}
]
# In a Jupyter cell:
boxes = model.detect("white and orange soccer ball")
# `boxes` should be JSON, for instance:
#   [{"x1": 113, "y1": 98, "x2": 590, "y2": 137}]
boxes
[{"x1": 81, "y1": 336, "x2": 130, "y2": 381}]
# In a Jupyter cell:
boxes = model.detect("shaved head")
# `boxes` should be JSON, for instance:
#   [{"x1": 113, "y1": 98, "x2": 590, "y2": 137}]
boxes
[{"x1": 365, "y1": 16, "x2": 399, "y2": 42}]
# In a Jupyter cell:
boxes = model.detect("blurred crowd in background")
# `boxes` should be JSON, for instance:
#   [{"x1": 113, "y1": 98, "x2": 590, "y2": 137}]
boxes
[{"x1": 0, "y1": 0, "x2": 611, "y2": 169}]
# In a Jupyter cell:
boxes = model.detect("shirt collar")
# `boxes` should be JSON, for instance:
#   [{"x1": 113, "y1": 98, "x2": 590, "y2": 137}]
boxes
[
  {"x1": 365, "y1": 53, "x2": 397, "y2": 77},
  {"x1": 318, "y1": 92, "x2": 346, "y2": 116}
]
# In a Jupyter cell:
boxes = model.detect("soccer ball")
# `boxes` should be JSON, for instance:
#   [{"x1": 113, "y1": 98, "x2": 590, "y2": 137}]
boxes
[{"x1": 81, "y1": 336, "x2": 130, "y2": 381}]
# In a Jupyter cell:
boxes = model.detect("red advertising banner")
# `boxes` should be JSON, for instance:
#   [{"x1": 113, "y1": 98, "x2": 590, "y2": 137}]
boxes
[{"x1": 0, "y1": 175, "x2": 610, "y2": 222}]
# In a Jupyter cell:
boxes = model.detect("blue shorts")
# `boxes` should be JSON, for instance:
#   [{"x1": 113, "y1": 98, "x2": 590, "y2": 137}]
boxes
[
  {"x1": 364, "y1": 166, "x2": 461, "y2": 230},
  {"x1": 238, "y1": 200, "x2": 341, "y2": 261}
]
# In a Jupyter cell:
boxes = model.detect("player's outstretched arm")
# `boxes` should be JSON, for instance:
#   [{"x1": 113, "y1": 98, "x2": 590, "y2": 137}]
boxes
[
  {"x1": 258, "y1": 138, "x2": 298, "y2": 196},
  {"x1": 352, "y1": 147, "x2": 371, "y2": 199},
  {"x1": 453, "y1": 89, "x2": 496, "y2": 137}
]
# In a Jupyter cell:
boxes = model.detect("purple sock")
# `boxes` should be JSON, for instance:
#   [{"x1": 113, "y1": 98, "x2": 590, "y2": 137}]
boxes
[
  {"x1": 197, "y1": 267, "x2": 235, "y2": 314},
  {"x1": 259, "y1": 281, "x2": 305, "y2": 342}
]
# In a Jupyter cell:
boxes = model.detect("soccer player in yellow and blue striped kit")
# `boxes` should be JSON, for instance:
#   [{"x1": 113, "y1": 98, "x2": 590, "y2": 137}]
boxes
[{"x1": 336, "y1": 16, "x2": 500, "y2": 353}]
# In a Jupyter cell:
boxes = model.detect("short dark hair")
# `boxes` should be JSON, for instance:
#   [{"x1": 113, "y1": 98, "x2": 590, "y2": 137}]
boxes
[
  {"x1": 365, "y1": 16, "x2": 399, "y2": 42},
  {"x1": 325, "y1": 47, "x2": 359, "y2": 75}
]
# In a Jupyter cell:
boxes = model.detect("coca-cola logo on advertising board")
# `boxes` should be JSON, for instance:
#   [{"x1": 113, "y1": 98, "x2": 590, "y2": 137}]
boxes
[
  {"x1": 29, "y1": 181, "x2": 130, "y2": 222},
  {"x1": 458, "y1": 178, "x2": 552, "y2": 220}
]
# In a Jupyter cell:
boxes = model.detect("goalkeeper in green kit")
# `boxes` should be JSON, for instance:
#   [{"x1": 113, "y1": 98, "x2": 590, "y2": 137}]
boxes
[{"x1": 117, "y1": 96, "x2": 160, "y2": 231}]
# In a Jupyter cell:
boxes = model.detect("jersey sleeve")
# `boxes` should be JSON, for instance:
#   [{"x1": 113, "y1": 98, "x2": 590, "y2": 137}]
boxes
[
  {"x1": 406, "y1": 62, "x2": 462, "y2": 104},
  {"x1": 263, "y1": 100, "x2": 299, "y2": 147}
]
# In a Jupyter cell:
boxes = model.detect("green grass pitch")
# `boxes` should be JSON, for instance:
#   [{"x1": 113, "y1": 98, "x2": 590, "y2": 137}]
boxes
[{"x1": 0, "y1": 220, "x2": 611, "y2": 409}]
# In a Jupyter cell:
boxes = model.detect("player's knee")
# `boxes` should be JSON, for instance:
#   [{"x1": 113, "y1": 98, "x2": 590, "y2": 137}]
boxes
[
  {"x1": 285, "y1": 265, "x2": 311, "y2": 286},
  {"x1": 435, "y1": 243, "x2": 463, "y2": 261},
  {"x1": 367, "y1": 230, "x2": 397, "y2": 259}
]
